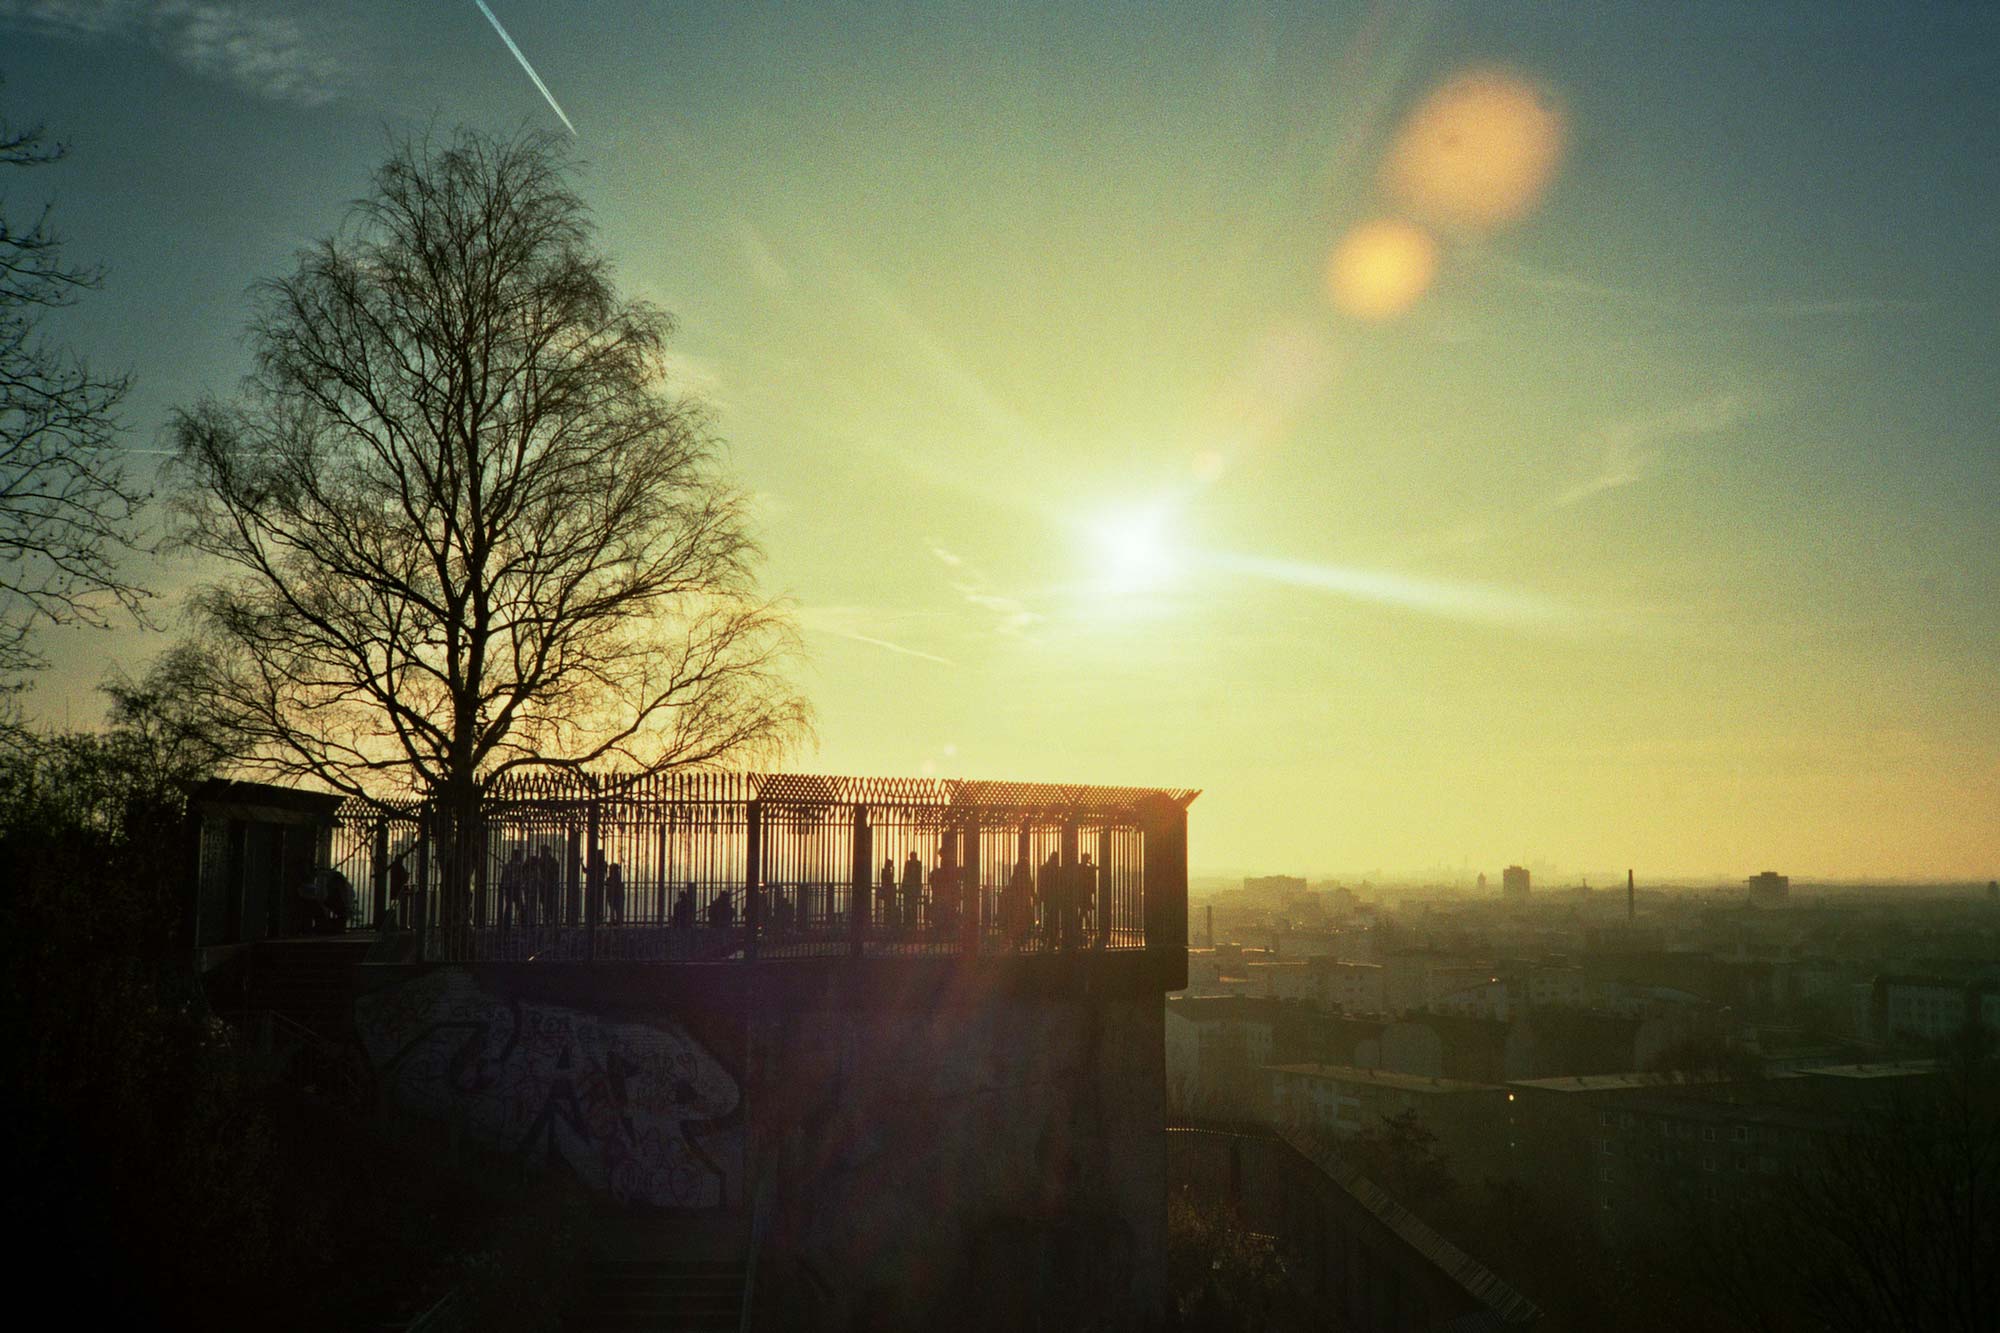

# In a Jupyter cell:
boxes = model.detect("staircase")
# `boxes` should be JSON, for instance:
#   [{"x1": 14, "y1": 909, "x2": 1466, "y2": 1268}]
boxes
[
  {"x1": 569, "y1": 1258, "x2": 745, "y2": 1332},
  {"x1": 240, "y1": 935, "x2": 374, "y2": 1038}
]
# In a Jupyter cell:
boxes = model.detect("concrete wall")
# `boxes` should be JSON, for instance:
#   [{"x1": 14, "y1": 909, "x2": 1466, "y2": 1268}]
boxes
[
  {"x1": 745, "y1": 974, "x2": 1168, "y2": 1331},
  {"x1": 355, "y1": 967, "x2": 746, "y2": 1210},
  {"x1": 352, "y1": 955, "x2": 1173, "y2": 1331}
]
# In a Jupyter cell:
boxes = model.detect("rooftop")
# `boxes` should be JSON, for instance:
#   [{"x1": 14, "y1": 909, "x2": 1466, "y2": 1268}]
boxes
[{"x1": 1266, "y1": 1063, "x2": 1503, "y2": 1095}]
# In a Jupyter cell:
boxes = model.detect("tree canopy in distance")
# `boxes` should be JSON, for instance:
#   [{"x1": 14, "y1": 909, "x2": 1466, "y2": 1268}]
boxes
[{"x1": 171, "y1": 128, "x2": 809, "y2": 815}]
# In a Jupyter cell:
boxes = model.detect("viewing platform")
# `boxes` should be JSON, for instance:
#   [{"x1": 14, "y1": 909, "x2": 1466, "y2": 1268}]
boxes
[{"x1": 192, "y1": 772, "x2": 1196, "y2": 982}]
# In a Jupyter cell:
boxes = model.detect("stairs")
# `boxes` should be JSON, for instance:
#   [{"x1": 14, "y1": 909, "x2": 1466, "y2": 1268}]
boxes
[
  {"x1": 569, "y1": 1258, "x2": 745, "y2": 1332},
  {"x1": 240, "y1": 935, "x2": 374, "y2": 1038}
]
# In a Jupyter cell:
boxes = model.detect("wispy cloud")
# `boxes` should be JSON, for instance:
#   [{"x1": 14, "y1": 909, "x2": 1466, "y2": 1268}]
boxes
[
  {"x1": 0, "y1": 1, "x2": 343, "y2": 105},
  {"x1": 953, "y1": 584, "x2": 1042, "y2": 638},
  {"x1": 737, "y1": 221, "x2": 791, "y2": 293},
  {"x1": 656, "y1": 349, "x2": 724, "y2": 406},
  {"x1": 1479, "y1": 253, "x2": 1927, "y2": 322},
  {"x1": 1213, "y1": 551, "x2": 1592, "y2": 632},
  {"x1": 798, "y1": 605, "x2": 956, "y2": 668},
  {"x1": 1553, "y1": 391, "x2": 1750, "y2": 509}
]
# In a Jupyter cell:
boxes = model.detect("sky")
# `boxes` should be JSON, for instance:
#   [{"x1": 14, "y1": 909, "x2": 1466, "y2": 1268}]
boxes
[{"x1": 2, "y1": 1, "x2": 1996, "y2": 882}]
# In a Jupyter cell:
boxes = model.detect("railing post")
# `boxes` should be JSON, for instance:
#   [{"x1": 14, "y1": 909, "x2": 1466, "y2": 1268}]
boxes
[
  {"x1": 585, "y1": 790, "x2": 603, "y2": 961},
  {"x1": 961, "y1": 813, "x2": 981, "y2": 956},
  {"x1": 1096, "y1": 827, "x2": 1112, "y2": 949},
  {"x1": 1060, "y1": 818, "x2": 1078, "y2": 952},
  {"x1": 1141, "y1": 797, "x2": 1189, "y2": 988},
  {"x1": 414, "y1": 803, "x2": 432, "y2": 958},
  {"x1": 850, "y1": 804, "x2": 869, "y2": 958},
  {"x1": 371, "y1": 816, "x2": 389, "y2": 931},
  {"x1": 744, "y1": 799, "x2": 762, "y2": 960},
  {"x1": 566, "y1": 825, "x2": 582, "y2": 937}
]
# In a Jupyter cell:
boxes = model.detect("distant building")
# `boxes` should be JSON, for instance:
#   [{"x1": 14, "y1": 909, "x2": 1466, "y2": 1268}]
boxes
[
  {"x1": 1243, "y1": 874, "x2": 1308, "y2": 902},
  {"x1": 1872, "y1": 974, "x2": 1994, "y2": 1045},
  {"x1": 1502, "y1": 865, "x2": 1530, "y2": 900},
  {"x1": 1167, "y1": 995, "x2": 1283, "y2": 1115},
  {"x1": 1267, "y1": 1063, "x2": 1511, "y2": 1161},
  {"x1": 1746, "y1": 871, "x2": 1789, "y2": 907}
]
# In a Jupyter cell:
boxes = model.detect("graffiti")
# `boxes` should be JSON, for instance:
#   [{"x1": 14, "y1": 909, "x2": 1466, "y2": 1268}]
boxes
[{"x1": 355, "y1": 971, "x2": 741, "y2": 1209}]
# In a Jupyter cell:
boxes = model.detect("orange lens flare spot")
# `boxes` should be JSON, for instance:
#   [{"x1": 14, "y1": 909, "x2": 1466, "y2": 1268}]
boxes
[
  {"x1": 1384, "y1": 68, "x2": 1566, "y2": 231},
  {"x1": 1326, "y1": 219, "x2": 1440, "y2": 320}
]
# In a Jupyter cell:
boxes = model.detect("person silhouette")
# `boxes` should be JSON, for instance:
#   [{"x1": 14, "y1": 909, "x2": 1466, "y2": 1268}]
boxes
[
  {"x1": 500, "y1": 846, "x2": 527, "y2": 931},
  {"x1": 901, "y1": 851, "x2": 923, "y2": 932},
  {"x1": 605, "y1": 860, "x2": 625, "y2": 925},
  {"x1": 879, "y1": 857, "x2": 896, "y2": 928},
  {"x1": 1004, "y1": 855, "x2": 1032, "y2": 948}
]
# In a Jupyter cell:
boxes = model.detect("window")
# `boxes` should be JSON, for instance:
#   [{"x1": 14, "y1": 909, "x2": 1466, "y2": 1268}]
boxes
[
  {"x1": 1702, "y1": 1157, "x2": 1716, "y2": 1172},
  {"x1": 1731, "y1": 1126, "x2": 1748, "y2": 1143},
  {"x1": 1702, "y1": 1127, "x2": 1717, "y2": 1142},
  {"x1": 1600, "y1": 1111, "x2": 1613, "y2": 1128},
  {"x1": 1600, "y1": 1166, "x2": 1614, "y2": 1183}
]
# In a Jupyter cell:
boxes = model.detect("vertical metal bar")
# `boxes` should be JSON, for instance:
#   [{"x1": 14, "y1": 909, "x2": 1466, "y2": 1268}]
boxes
[
  {"x1": 1060, "y1": 818, "x2": 1078, "y2": 952},
  {"x1": 961, "y1": 811, "x2": 981, "y2": 956},
  {"x1": 586, "y1": 790, "x2": 602, "y2": 961},
  {"x1": 851, "y1": 804, "x2": 869, "y2": 958},
  {"x1": 414, "y1": 804, "x2": 432, "y2": 958},
  {"x1": 1104, "y1": 820, "x2": 1120, "y2": 944},
  {"x1": 744, "y1": 798, "x2": 762, "y2": 961},
  {"x1": 371, "y1": 817, "x2": 389, "y2": 931}
]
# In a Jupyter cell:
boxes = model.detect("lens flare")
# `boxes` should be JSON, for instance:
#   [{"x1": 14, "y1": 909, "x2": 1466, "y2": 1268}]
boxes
[
  {"x1": 1326, "y1": 219, "x2": 1440, "y2": 320},
  {"x1": 1384, "y1": 68, "x2": 1565, "y2": 231}
]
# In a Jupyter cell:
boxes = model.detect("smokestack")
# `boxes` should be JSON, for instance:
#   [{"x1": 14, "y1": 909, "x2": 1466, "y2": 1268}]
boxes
[
  {"x1": 1206, "y1": 902, "x2": 1214, "y2": 947},
  {"x1": 1627, "y1": 869, "x2": 1635, "y2": 922}
]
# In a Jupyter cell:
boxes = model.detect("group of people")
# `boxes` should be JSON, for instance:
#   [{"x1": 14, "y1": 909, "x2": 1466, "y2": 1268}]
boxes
[
  {"x1": 854, "y1": 847, "x2": 1102, "y2": 948},
  {"x1": 396, "y1": 840, "x2": 1107, "y2": 948},
  {"x1": 496, "y1": 843, "x2": 626, "y2": 929}
]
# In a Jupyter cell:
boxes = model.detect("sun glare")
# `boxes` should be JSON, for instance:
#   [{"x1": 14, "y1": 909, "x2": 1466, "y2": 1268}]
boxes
[{"x1": 1095, "y1": 507, "x2": 1178, "y2": 595}]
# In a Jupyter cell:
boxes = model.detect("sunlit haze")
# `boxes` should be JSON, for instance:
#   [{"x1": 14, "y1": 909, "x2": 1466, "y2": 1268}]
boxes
[{"x1": 5, "y1": 1, "x2": 1997, "y2": 882}]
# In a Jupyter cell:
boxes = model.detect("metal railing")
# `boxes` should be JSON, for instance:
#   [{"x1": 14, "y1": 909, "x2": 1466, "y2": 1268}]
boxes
[{"x1": 326, "y1": 772, "x2": 1194, "y2": 965}]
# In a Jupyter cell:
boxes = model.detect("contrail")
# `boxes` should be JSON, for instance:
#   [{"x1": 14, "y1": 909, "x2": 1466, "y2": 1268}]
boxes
[{"x1": 474, "y1": 1, "x2": 577, "y2": 136}]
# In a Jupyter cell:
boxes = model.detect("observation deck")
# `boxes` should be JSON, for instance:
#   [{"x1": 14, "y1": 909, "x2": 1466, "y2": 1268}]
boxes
[{"x1": 194, "y1": 772, "x2": 1196, "y2": 985}]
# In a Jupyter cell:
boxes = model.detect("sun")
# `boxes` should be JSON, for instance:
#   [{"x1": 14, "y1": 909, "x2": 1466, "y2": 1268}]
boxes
[{"x1": 1094, "y1": 507, "x2": 1177, "y2": 594}]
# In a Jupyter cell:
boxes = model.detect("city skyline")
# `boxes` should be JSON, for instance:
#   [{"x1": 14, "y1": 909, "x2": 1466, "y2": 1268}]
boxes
[{"x1": 4, "y1": 1, "x2": 1997, "y2": 879}]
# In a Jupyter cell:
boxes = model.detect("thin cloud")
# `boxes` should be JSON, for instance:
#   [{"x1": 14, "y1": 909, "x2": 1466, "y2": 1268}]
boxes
[
  {"x1": 927, "y1": 544, "x2": 963, "y2": 568},
  {"x1": 0, "y1": 1, "x2": 344, "y2": 106},
  {"x1": 953, "y1": 584, "x2": 1042, "y2": 638},
  {"x1": 1552, "y1": 391, "x2": 1750, "y2": 509},
  {"x1": 1480, "y1": 253, "x2": 1927, "y2": 321},
  {"x1": 799, "y1": 606, "x2": 956, "y2": 668}
]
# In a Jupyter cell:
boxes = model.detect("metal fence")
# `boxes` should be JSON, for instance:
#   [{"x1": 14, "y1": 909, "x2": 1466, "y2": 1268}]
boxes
[{"x1": 326, "y1": 772, "x2": 1194, "y2": 964}]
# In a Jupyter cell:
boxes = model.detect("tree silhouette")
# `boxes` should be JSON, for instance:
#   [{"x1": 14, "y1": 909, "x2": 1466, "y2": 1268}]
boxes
[
  {"x1": 0, "y1": 90, "x2": 147, "y2": 684},
  {"x1": 170, "y1": 128, "x2": 807, "y2": 847}
]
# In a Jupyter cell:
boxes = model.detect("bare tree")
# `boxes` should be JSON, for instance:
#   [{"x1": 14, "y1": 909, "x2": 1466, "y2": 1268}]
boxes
[
  {"x1": 170, "y1": 128, "x2": 808, "y2": 853},
  {"x1": 0, "y1": 92, "x2": 147, "y2": 684}
]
